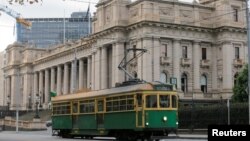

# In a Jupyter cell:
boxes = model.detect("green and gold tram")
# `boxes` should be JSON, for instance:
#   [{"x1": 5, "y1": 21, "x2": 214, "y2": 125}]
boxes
[{"x1": 51, "y1": 82, "x2": 178, "y2": 140}]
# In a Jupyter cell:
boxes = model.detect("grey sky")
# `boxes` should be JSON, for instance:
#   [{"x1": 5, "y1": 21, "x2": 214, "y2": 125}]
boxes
[{"x1": 0, "y1": 0, "x2": 193, "y2": 51}]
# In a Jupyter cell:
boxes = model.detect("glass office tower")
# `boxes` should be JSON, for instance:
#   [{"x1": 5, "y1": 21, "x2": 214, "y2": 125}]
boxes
[{"x1": 17, "y1": 12, "x2": 91, "y2": 48}]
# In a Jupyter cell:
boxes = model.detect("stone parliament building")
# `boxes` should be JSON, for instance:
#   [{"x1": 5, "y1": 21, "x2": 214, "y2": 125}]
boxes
[{"x1": 2, "y1": 0, "x2": 248, "y2": 110}]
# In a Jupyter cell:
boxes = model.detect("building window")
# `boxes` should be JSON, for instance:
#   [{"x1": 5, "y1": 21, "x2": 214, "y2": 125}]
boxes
[
  {"x1": 164, "y1": 44, "x2": 167, "y2": 57},
  {"x1": 161, "y1": 44, "x2": 168, "y2": 57},
  {"x1": 182, "y1": 46, "x2": 187, "y2": 58},
  {"x1": 200, "y1": 75, "x2": 207, "y2": 94},
  {"x1": 235, "y1": 47, "x2": 239, "y2": 59},
  {"x1": 202, "y1": 48, "x2": 207, "y2": 60},
  {"x1": 233, "y1": 8, "x2": 238, "y2": 22},
  {"x1": 133, "y1": 45, "x2": 136, "y2": 58},
  {"x1": 160, "y1": 72, "x2": 167, "y2": 83},
  {"x1": 181, "y1": 73, "x2": 188, "y2": 93}
]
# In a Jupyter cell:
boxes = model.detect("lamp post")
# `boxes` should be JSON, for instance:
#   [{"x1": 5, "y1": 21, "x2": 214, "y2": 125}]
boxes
[{"x1": 34, "y1": 94, "x2": 40, "y2": 119}]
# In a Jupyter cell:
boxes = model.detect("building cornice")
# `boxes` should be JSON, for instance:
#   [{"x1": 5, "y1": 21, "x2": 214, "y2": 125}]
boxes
[{"x1": 128, "y1": 0, "x2": 214, "y2": 10}]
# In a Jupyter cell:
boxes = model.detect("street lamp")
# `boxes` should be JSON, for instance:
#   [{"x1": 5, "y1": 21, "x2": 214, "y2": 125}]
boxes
[{"x1": 34, "y1": 93, "x2": 40, "y2": 119}]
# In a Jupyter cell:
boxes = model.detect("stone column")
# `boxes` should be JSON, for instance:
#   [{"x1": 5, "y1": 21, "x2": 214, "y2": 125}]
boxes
[
  {"x1": 95, "y1": 48, "x2": 101, "y2": 90},
  {"x1": 33, "y1": 72, "x2": 38, "y2": 107},
  {"x1": 87, "y1": 56, "x2": 92, "y2": 89},
  {"x1": 6, "y1": 77, "x2": 10, "y2": 97},
  {"x1": 91, "y1": 53, "x2": 95, "y2": 90},
  {"x1": 63, "y1": 63, "x2": 69, "y2": 94},
  {"x1": 173, "y1": 39, "x2": 181, "y2": 90},
  {"x1": 57, "y1": 65, "x2": 62, "y2": 95},
  {"x1": 193, "y1": 41, "x2": 200, "y2": 92},
  {"x1": 153, "y1": 37, "x2": 160, "y2": 81},
  {"x1": 211, "y1": 44, "x2": 218, "y2": 92},
  {"x1": 79, "y1": 59, "x2": 84, "y2": 90},
  {"x1": 222, "y1": 42, "x2": 233, "y2": 94},
  {"x1": 11, "y1": 75, "x2": 17, "y2": 109},
  {"x1": 44, "y1": 69, "x2": 49, "y2": 104},
  {"x1": 101, "y1": 47, "x2": 108, "y2": 89},
  {"x1": 112, "y1": 43, "x2": 125, "y2": 87},
  {"x1": 50, "y1": 67, "x2": 55, "y2": 92},
  {"x1": 142, "y1": 38, "x2": 152, "y2": 82},
  {"x1": 137, "y1": 39, "x2": 143, "y2": 80},
  {"x1": 38, "y1": 71, "x2": 44, "y2": 98},
  {"x1": 70, "y1": 60, "x2": 77, "y2": 93}
]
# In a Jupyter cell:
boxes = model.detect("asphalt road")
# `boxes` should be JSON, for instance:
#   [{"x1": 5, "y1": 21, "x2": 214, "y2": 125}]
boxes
[{"x1": 0, "y1": 127, "x2": 207, "y2": 141}]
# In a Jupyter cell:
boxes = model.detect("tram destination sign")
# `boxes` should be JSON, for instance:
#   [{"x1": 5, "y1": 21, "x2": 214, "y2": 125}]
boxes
[{"x1": 154, "y1": 84, "x2": 172, "y2": 91}]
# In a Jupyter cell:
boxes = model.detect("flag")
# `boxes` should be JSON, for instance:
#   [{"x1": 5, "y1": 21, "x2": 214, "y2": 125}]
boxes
[{"x1": 50, "y1": 91, "x2": 57, "y2": 97}]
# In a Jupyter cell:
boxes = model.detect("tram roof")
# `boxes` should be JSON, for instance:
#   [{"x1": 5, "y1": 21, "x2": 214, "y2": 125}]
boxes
[{"x1": 51, "y1": 82, "x2": 173, "y2": 102}]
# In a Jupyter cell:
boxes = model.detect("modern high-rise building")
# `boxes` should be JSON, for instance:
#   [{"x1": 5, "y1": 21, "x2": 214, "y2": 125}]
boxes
[{"x1": 17, "y1": 12, "x2": 91, "y2": 48}]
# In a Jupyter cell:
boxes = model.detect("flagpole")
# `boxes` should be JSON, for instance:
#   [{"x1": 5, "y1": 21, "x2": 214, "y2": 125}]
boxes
[{"x1": 88, "y1": 1, "x2": 91, "y2": 35}]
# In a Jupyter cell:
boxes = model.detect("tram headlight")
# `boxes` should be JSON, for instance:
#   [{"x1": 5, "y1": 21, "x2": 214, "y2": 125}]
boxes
[
  {"x1": 163, "y1": 116, "x2": 167, "y2": 122},
  {"x1": 146, "y1": 122, "x2": 149, "y2": 126},
  {"x1": 176, "y1": 122, "x2": 179, "y2": 125}
]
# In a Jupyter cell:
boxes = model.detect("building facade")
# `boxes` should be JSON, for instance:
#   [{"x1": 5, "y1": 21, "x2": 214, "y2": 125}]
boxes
[
  {"x1": 3, "y1": 0, "x2": 247, "y2": 110},
  {"x1": 17, "y1": 12, "x2": 91, "y2": 48},
  {"x1": 0, "y1": 51, "x2": 5, "y2": 106}
]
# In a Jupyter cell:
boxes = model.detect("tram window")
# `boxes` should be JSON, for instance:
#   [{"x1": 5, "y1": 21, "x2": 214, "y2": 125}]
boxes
[
  {"x1": 106, "y1": 101, "x2": 112, "y2": 112},
  {"x1": 160, "y1": 95, "x2": 170, "y2": 108},
  {"x1": 137, "y1": 94, "x2": 142, "y2": 107},
  {"x1": 172, "y1": 95, "x2": 177, "y2": 108},
  {"x1": 146, "y1": 95, "x2": 157, "y2": 108},
  {"x1": 80, "y1": 100, "x2": 95, "y2": 113},
  {"x1": 73, "y1": 102, "x2": 78, "y2": 113},
  {"x1": 52, "y1": 102, "x2": 71, "y2": 115},
  {"x1": 120, "y1": 100, "x2": 126, "y2": 110},
  {"x1": 127, "y1": 98, "x2": 134, "y2": 110},
  {"x1": 98, "y1": 100, "x2": 104, "y2": 112},
  {"x1": 113, "y1": 101, "x2": 119, "y2": 111}
]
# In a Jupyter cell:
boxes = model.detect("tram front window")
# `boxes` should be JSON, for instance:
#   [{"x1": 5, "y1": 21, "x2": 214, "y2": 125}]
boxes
[
  {"x1": 160, "y1": 95, "x2": 170, "y2": 108},
  {"x1": 146, "y1": 95, "x2": 157, "y2": 108},
  {"x1": 172, "y1": 95, "x2": 177, "y2": 108}
]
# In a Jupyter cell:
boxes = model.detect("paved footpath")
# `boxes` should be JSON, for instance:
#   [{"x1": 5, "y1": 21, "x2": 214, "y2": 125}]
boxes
[{"x1": 0, "y1": 128, "x2": 207, "y2": 141}]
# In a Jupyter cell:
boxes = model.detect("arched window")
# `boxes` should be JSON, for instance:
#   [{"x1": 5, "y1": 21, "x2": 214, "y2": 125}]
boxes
[
  {"x1": 200, "y1": 75, "x2": 207, "y2": 94},
  {"x1": 234, "y1": 73, "x2": 238, "y2": 86},
  {"x1": 181, "y1": 73, "x2": 188, "y2": 93},
  {"x1": 160, "y1": 72, "x2": 167, "y2": 83}
]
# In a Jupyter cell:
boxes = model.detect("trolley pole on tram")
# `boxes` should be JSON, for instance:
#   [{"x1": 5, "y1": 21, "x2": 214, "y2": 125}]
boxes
[{"x1": 246, "y1": 0, "x2": 250, "y2": 125}]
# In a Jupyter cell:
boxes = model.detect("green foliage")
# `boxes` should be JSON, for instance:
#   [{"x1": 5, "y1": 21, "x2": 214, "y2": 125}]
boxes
[{"x1": 232, "y1": 65, "x2": 249, "y2": 102}]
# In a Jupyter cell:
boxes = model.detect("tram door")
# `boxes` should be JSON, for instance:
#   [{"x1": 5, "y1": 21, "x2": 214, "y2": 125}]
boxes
[
  {"x1": 72, "y1": 101, "x2": 79, "y2": 129},
  {"x1": 136, "y1": 94, "x2": 143, "y2": 127},
  {"x1": 96, "y1": 99, "x2": 104, "y2": 129}
]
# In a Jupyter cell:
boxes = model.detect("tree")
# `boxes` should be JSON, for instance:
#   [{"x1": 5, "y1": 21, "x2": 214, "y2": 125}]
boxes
[
  {"x1": 8, "y1": 0, "x2": 42, "y2": 5},
  {"x1": 232, "y1": 64, "x2": 249, "y2": 102}
]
